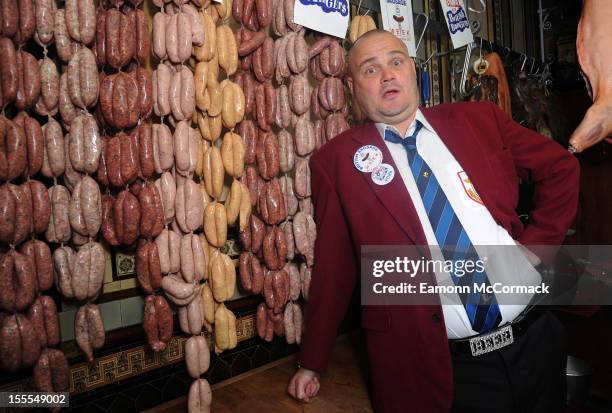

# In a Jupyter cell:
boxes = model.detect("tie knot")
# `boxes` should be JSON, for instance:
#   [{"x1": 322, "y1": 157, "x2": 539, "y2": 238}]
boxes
[{"x1": 384, "y1": 120, "x2": 423, "y2": 151}]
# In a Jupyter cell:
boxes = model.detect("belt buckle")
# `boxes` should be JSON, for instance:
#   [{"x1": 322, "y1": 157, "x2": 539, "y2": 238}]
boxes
[{"x1": 469, "y1": 325, "x2": 514, "y2": 357}]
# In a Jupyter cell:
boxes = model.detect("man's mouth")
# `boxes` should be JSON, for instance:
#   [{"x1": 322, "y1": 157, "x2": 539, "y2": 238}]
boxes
[{"x1": 382, "y1": 88, "x2": 400, "y2": 99}]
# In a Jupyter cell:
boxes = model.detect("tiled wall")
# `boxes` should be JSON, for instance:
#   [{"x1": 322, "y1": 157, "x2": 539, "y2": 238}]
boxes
[
  {"x1": 34, "y1": 336, "x2": 297, "y2": 413},
  {"x1": 0, "y1": 312, "x2": 301, "y2": 413},
  {"x1": 0, "y1": 300, "x2": 360, "y2": 413},
  {"x1": 59, "y1": 335, "x2": 299, "y2": 413},
  {"x1": 56, "y1": 237, "x2": 247, "y2": 342},
  {"x1": 58, "y1": 287, "x2": 249, "y2": 342}
]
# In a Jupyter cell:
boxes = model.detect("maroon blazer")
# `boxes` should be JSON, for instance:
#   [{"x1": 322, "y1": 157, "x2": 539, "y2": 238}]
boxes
[{"x1": 296, "y1": 101, "x2": 580, "y2": 413}]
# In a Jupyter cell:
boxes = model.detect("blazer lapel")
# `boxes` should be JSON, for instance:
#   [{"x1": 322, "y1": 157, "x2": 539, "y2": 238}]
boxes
[
  {"x1": 350, "y1": 123, "x2": 427, "y2": 245},
  {"x1": 421, "y1": 107, "x2": 498, "y2": 209}
]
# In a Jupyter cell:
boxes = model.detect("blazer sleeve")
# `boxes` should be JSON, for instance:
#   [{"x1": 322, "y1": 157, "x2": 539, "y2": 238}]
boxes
[
  {"x1": 296, "y1": 155, "x2": 358, "y2": 375},
  {"x1": 490, "y1": 102, "x2": 580, "y2": 246}
]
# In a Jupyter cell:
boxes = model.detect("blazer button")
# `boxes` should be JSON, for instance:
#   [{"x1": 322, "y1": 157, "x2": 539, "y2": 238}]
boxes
[{"x1": 432, "y1": 313, "x2": 441, "y2": 322}]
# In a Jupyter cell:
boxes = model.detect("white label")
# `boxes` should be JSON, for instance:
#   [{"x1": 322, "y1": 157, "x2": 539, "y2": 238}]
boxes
[
  {"x1": 354, "y1": 145, "x2": 383, "y2": 173},
  {"x1": 439, "y1": 0, "x2": 474, "y2": 49},
  {"x1": 371, "y1": 163, "x2": 395, "y2": 185},
  {"x1": 293, "y1": 0, "x2": 350, "y2": 38},
  {"x1": 379, "y1": 0, "x2": 417, "y2": 56}
]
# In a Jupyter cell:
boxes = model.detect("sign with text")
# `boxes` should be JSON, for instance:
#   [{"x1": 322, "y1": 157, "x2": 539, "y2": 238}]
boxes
[
  {"x1": 379, "y1": 0, "x2": 417, "y2": 56},
  {"x1": 293, "y1": 0, "x2": 349, "y2": 38},
  {"x1": 439, "y1": 0, "x2": 474, "y2": 49}
]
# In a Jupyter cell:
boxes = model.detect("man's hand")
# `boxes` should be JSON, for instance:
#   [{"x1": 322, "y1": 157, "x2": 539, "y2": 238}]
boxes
[{"x1": 287, "y1": 367, "x2": 320, "y2": 402}]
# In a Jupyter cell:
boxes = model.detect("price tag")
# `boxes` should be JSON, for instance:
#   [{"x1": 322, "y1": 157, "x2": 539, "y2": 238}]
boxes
[{"x1": 379, "y1": 0, "x2": 417, "y2": 56}]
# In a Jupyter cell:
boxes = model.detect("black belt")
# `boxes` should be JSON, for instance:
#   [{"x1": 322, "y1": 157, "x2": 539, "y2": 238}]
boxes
[{"x1": 449, "y1": 306, "x2": 544, "y2": 356}]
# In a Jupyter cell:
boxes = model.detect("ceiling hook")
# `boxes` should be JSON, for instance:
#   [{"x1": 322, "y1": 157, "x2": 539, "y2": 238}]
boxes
[{"x1": 414, "y1": 12, "x2": 429, "y2": 54}]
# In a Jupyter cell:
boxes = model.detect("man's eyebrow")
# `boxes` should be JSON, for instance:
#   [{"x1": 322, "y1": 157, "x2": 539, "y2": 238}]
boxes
[
  {"x1": 388, "y1": 49, "x2": 409, "y2": 57},
  {"x1": 357, "y1": 49, "x2": 409, "y2": 69},
  {"x1": 358, "y1": 56, "x2": 377, "y2": 69}
]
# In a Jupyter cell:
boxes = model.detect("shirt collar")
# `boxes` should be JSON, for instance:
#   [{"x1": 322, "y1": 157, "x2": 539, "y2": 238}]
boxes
[{"x1": 375, "y1": 109, "x2": 434, "y2": 139}]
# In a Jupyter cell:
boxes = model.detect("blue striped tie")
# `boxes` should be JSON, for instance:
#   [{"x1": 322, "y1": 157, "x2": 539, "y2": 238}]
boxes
[{"x1": 385, "y1": 121, "x2": 501, "y2": 333}]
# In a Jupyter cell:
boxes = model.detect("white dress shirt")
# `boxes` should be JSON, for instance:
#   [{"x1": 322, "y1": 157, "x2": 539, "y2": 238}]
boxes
[{"x1": 376, "y1": 109, "x2": 541, "y2": 339}]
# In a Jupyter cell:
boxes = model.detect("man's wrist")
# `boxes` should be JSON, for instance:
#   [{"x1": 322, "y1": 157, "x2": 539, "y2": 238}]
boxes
[{"x1": 296, "y1": 364, "x2": 320, "y2": 376}]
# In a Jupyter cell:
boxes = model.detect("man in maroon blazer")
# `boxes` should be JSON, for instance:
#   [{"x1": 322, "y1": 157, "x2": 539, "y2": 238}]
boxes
[{"x1": 287, "y1": 30, "x2": 579, "y2": 412}]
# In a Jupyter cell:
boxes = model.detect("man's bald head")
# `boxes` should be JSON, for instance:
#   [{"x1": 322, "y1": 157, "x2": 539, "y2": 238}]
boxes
[
  {"x1": 348, "y1": 30, "x2": 410, "y2": 77},
  {"x1": 345, "y1": 29, "x2": 419, "y2": 134}
]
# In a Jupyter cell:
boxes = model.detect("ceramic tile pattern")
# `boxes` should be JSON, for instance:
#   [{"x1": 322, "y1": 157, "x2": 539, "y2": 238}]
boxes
[
  {"x1": 0, "y1": 293, "x2": 363, "y2": 413},
  {"x1": 0, "y1": 313, "x2": 302, "y2": 413},
  {"x1": 0, "y1": 337, "x2": 299, "y2": 413}
]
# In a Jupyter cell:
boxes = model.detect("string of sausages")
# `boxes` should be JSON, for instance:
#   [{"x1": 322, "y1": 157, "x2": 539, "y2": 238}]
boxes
[
  {"x1": 94, "y1": 0, "x2": 172, "y2": 374},
  {"x1": 241, "y1": 0, "x2": 297, "y2": 344},
  {"x1": 151, "y1": 0, "x2": 253, "y2": 409},
  {"x1": 38, "y1": 0, "x2": 102, "y2": 372}
]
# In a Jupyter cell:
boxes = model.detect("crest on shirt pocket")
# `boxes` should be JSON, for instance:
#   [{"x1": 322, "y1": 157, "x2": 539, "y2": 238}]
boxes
[{"x1": 457, "y1": 171, "x2": 484, "y2": 205}]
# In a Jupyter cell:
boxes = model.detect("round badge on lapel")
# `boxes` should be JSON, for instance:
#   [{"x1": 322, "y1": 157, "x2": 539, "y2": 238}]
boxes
[
  {"x1": 354, "y1": 145, "x2": 383, "y2": 173},
  {"x1": 371, "y1": 163, "x2": 395, "y2": 185}
]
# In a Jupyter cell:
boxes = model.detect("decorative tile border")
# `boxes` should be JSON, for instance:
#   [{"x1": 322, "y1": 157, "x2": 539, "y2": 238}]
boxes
[{"x1": 0, "y1": 314, "x2": 255, "y2": 398}]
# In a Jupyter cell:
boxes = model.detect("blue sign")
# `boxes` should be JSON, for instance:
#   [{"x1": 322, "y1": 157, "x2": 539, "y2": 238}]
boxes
[
  {"x1": 298, "y1": 0, "x2": 349, "y2": 17},
  {"x1": 446, "y1": 8, "x2": 469, "y2": 34}
]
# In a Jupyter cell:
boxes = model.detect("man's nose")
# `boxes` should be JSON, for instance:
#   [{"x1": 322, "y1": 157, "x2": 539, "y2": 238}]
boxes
[{"x1": 381, "y1": 67, "x2": 395, "y2": 83}]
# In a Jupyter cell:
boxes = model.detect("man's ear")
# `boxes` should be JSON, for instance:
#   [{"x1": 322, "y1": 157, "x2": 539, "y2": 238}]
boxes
[{"x1": 346, "y1": 76, "x2": 354, "y2": 95}]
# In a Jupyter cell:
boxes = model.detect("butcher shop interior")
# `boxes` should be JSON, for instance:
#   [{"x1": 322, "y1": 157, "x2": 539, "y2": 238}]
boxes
[{"x1": 0, "y1": 0, "x2": 611, "y2": 411}]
